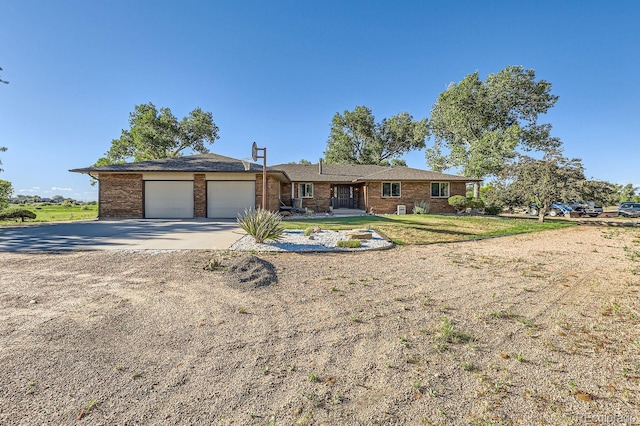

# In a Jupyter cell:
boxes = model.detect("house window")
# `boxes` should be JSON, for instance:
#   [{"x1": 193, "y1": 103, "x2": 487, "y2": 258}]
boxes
[
  {"x1": 382, "y1": 182, "x2": 401, "y2": 198},
  {"x1": 299, "y1": 183, "x2": 313, "y2": 198},
  {"x1": 431, "y1": 182, "x2": 450, "y2": 198}
]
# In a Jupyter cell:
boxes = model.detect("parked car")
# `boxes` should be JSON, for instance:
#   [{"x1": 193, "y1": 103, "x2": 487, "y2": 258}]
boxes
[
  {"x1": 526, "y1": 203, "x2": 573, "y2": 217},
  {"x1": 618, "y1": 202, "x2": 640, "y2": 218},
  {"x1": 567, "y1": 201, "x2": 603, "y2": 217}
]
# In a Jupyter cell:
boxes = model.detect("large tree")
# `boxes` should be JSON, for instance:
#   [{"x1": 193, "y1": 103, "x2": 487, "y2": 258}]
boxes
[
  {"x1": 488, "y1": 151, "x2": 585, "y2": 223},
  {"x1": 615, "y1": 183, "x2": 639, "y2": 202},
  {"x1": 324, "y1": 106, "x2": 429, "y2": 165},
  {"x1": 0, "y1": 179, "x2": 13, "y2": 210},
  {"x1": 95, "y1": 102, "x2": 219, "y2": 165},
  {"x1": 427, "y1": 66, "x2": 560, "y2": 195},
  {"x1": 0, "y1": 146, "x2": 6, "y2": 172}
]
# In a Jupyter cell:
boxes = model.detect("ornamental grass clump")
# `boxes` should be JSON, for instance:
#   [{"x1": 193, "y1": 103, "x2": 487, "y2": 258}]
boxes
[{"x1": 237, "y1": 208, "x2": 285, "y2": 243}]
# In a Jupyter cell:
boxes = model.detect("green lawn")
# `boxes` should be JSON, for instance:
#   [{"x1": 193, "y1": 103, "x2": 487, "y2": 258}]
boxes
[
  {"x1": 0, "y1": 204, "x2": 98, "y2": 225},
  {"x1": 282, "y1": 214, "x2": 575, "y2": 245}
]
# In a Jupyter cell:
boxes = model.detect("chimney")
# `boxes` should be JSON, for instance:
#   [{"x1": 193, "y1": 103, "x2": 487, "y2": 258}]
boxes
[{"x1": 318, "y1": 158, "x2": 323, "y2": 175}]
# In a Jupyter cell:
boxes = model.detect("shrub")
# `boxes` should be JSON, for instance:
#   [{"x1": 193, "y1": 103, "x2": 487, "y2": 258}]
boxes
[
  {"x1": 448, "y1": 195, "x2": 467, "y2": 213},
  {"x1": 237, "y1": 208, "x2": 284, "y2": 243},
  {"x1": 484, "y1": 205, "x2": 502, "y2": 215},
  {"x1": 337, "y1": 239, "x2": 362, "y2": 248},
  {"x1": 0, "y1": 208, "x2": 37, "y2": 222},
  {"x1": 467, "y1": 198, "x2": 485, "y2": 209},
  {"x1": 413, "y1": 201, "x2": 430, "y2": 214}
]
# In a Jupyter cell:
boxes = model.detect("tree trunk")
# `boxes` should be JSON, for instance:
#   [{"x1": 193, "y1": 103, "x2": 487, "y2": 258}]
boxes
[
  {"x1": 473, "y1": 182, "x2": 480, "y2": 199},
  {"x1": 538, "y1": 210, "x2": 545, "y2": 223}
]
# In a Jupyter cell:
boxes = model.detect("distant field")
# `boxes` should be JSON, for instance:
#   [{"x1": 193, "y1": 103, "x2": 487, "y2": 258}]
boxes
[{"x1": 0, "y1": 204, "x2": 98, "y2": 224}]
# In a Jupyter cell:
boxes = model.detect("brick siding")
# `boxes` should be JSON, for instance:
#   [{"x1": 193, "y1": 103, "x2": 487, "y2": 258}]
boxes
[
  {"x1": 99, "y1": 174, "x2": 143, "y2": 218},
  {"x1": 255, "y1": 174, "x2": 280, "y2": 211},
  {"x1": 194, "y1": 174, "x2": 206, "y2": 217},
  {"x1": 365, "y1": 181, "x2": 466, "y2": 214}
]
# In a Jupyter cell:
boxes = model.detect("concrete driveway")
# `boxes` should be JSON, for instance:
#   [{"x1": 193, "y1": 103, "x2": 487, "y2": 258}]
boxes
[{"x1": 0, "y1": 219, "x2": 246, "y2": 251}]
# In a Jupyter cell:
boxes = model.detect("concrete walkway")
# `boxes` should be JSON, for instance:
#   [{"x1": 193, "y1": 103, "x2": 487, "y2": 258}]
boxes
[{"x1": 0, "y1": 219, "x2": 246, "y2": 251}]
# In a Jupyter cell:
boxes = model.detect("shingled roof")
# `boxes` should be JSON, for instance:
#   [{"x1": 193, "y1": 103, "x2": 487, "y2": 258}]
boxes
[
  {"x1": 70, "y1": 153, "x2": 264, "y2": 174},
  {"x1": 270, "y1": 163, "x2": 479, "y2": 182},
  {"x1": 70, "y1": 154, "x2": 479, "y2": 183}
]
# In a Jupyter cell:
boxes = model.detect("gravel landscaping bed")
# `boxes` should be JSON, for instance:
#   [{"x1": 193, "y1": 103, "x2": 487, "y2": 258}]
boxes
[{"x1": 230, "y1": 229, "x2": 393, "y2": 252}]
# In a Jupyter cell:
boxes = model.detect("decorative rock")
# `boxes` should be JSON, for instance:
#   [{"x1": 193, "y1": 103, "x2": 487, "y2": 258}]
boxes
[
  {"x1": 311, "y1": 226, "x2": 322, "y2": 233},
  {"x1": 308, "y1": 235, "x2": 315, "y2": 240}
]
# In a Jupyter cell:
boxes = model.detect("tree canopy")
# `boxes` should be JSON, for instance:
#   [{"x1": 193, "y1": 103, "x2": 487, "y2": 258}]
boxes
[
  {"x1": 0, "y1": 146, "x2": 6, "y2": 172},
  {"x1": 487, "y1": 151, "x2": 586, "y2": 222},
  {"x1": 324, "y1": 106, "x2": 429, "y2": 165},
  {"x1": 0, "y1": 179, "x2": 13, "y2": 210},
  {"x1": 426, "y1": 66, "x2": 560, "y2": 181},
  {"x1": 95, "y1": 102, "x2": 219, "y2": 165}
]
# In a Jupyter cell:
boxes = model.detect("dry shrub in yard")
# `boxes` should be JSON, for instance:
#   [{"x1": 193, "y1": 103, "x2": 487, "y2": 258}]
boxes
[{"x1": 237, "y1": 208, "x2": 284, "y2": 243}]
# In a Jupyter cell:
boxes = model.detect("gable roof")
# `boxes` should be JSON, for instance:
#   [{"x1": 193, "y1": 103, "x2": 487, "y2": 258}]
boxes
[
  {"x1": 70, "y1": 153, "x2": 265, "y2": 174},
  {"x1": 270, "y1": 163, "x2": 480, "y2": 183}
]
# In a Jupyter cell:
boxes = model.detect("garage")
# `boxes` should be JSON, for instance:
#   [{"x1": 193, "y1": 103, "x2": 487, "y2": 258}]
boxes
[
  {"x1": 144, "y1": 181, "x2": 194, "y2": 218},
  {"x1": 207, "y1": 181, "x2": 255, "y2": 218}
]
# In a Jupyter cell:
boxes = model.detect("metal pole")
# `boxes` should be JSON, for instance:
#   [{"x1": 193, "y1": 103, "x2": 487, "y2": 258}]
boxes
[{"x1": 262, "y1": 148, "x2": 267, "y2": 210}]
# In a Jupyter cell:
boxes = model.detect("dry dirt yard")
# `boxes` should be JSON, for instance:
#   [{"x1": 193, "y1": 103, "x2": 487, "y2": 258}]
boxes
[{"x1": 1, "y1": 226, "x2": 639, "y2": 425}]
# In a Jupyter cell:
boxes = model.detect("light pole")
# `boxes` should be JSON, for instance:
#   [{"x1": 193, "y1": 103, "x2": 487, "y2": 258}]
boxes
[{"x1": 252, "y1": 142, "x2": 267, "y2": 210}]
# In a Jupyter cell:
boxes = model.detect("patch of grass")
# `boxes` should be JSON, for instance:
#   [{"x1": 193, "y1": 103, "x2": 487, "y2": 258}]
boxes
[
  {"x1": 436, "y1": 317, "x2": 472, "y2": 344},
  {"x1": 235, "y1": 307, "x2": 247, "y2": 314},
  {"x1": 460, "y1": 362, "x2": 477, "y2": 371},
  {"x1": 281, "y1": 214, "x2": 575, "y2": 245},
  {"x1": 0, "y1": 203, "x2": 98, "y2": 224},
  {"x1": 490, "y1": 310, "x2": 536, "y2": 328},
  {"x1": 203, "y1": 259, "x2": 225, "y2": 271},
  {"x1": 308, "y1": 373, "x2": 320, "y2": 383},
  {"x1": 337, "y1": 239, "x2": 362, "y2": 248},
  {"x1": 76, "y1": 399, "x2": 98, "y2": 420}
]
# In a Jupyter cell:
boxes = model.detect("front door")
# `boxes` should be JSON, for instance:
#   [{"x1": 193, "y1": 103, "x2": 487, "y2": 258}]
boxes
[{"x1": 335, "y1": 185, "x2": 352, "y2": 208}]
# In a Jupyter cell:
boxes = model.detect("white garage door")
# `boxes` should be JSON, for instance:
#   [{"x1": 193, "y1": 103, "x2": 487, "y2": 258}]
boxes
[
  {"x1": 207, "y1": 181, "x2": 255, "y2": 218},
  {"x1": 145, "y1": 181, "x2": 194, "y2": 218}
]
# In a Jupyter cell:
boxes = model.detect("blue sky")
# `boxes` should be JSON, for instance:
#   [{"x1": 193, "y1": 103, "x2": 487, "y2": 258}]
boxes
[{"x1": 1, "y1": 0, "x2": 638, "y2": 201}]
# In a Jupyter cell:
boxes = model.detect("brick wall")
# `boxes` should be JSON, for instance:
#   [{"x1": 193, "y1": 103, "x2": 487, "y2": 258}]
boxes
[
  {"x1": 99, "y1": 174, "x2": 143, "y2": 218},
  {"x1": 194, "y1": 174, "x2": 206, "y2": 217},
  {"x1": 298, "y1": 182, "x2": 331, "y2": 213},
  {"x1": 255, "y1": 174, "x2": 280, "y2": 211},
  {"x1": 280, "y1": 183, "x2": 292, "y2": 206},
  {"x1": 365, "y1": 181, "x2": 467, "y2": 214}
]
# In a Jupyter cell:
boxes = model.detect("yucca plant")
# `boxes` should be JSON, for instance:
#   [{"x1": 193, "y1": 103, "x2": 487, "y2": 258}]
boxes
[{"x1": 237, "y1": 208, "x2": 285, "y2": 243}]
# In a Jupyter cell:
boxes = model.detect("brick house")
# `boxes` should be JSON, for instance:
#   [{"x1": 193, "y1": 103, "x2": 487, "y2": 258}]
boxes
[
  {"x1": 272, "y1": 161, "x2": 479, "y2": 215},
  {"x1": 71, "y1": 154, "x2": 479, "y2": 219}
]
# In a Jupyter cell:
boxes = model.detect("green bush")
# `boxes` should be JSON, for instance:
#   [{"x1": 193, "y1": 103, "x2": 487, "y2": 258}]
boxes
[
  {"x1": 448, "y1": 195, "x2": 467, "y2": 213},
  {"x1": 337, "y1": 239, "x2": 362, "y2": 248},
  {"x1": 237, "y1": 208, "x2": 285, "y2": 243},
  {"x1": 484, "y1": 205, "x2": 502, "y2": 215},
  {"x1": 0, "y1": 208, "x2": 37, "y2": 222},
  {"x1": 467, "y1": 198, "x2": 485, "y2": 209},
  {"x1": 413, "y1": 200, "x2": 430, "y2": 214}
]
